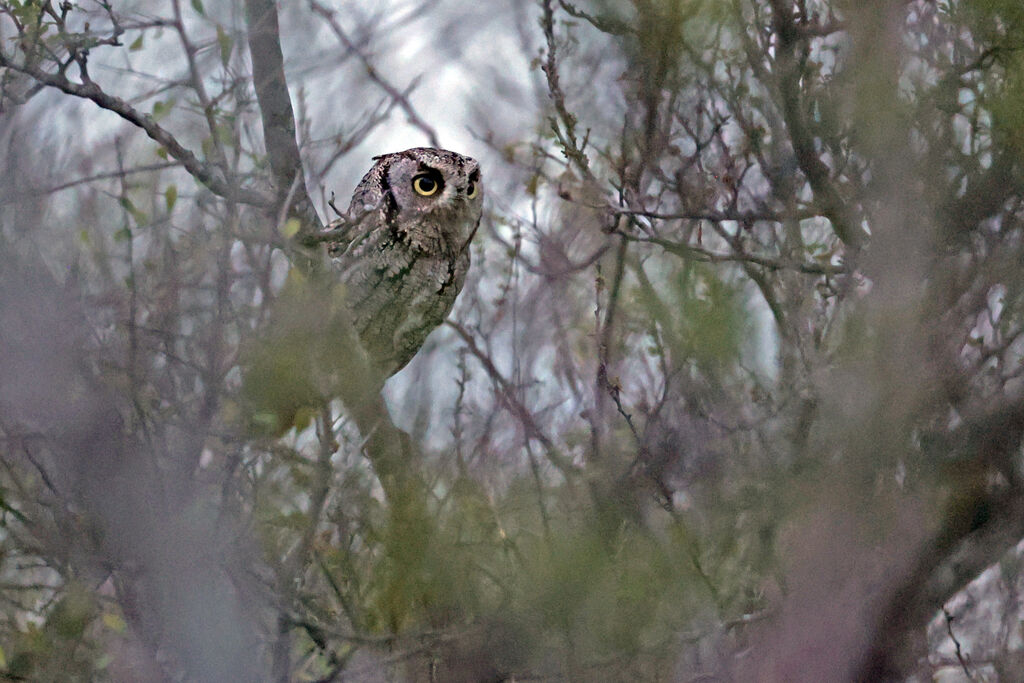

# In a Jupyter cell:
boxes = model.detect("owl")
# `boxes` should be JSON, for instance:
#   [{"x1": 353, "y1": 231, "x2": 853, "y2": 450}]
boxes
[{"x1": 326, "y1": 148, "x2": 483, "y2": 377}]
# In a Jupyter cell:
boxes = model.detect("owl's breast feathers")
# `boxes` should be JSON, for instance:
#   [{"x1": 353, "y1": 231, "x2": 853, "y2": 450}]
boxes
[
  {"x1": 338, "y1": 224, "x2": 471, "y2": 375},
  {"x1": 325, "y1": 203, "x2": 477, "y2": 377}
]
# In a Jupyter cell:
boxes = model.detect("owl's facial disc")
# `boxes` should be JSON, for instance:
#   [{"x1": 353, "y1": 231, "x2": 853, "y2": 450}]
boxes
[{"x1": 379, "y1": 151, "x2": 483, "y2": 226}]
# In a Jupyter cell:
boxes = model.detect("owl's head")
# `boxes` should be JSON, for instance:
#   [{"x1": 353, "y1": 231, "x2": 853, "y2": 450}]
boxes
[{"x1": 353, "y1": 147, "x2": 483, "y2": 248}]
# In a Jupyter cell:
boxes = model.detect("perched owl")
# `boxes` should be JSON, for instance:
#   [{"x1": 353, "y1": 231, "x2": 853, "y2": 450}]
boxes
[{"x1": 326, "y1": 148, "x2": 483, "y2": 377}]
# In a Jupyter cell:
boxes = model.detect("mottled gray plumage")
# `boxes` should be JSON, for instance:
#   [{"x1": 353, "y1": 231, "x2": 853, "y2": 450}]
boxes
[{"x1": 327, "y1": 148, "x2": 483, "y2": 377}]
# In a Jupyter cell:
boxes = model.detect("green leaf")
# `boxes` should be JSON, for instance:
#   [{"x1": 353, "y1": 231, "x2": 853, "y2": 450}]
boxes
[
  {"x1": 251, "y1": 412, "x2": 281, "y2": 435},
  {"x1": 11, "y1": 3, "x2": 41, "y2": 24},
  {"x1": 48, "y1": 586, "x2": 96, "y2": 639},
  {"x1": 155, "y1": 146, "x2": 169, "y2": 160},
  {"x1": 101, "y1": 612, "x2": 126, "y2": 633},
  {"x1": 290, "y1": 405, "x2": 317, "y2": 432},
  {"x1": 191, "y1": 0, "x2": 205, "y2": 15},
  {"x1": 113, "y1": 226, "x2": 132, "y2": 243},
  {"x1": 280, "y1": 218, "x2": 301, "y2": 238},
  {"x1": 129, "y1": 34, "x2": 144, "y2": 51},
  {"x1": 164, "y1": 184, "x2": 178, "y2": 211},
  {"x1": 119, "y1": 197, "x2": 148, "y2": 225},
  {"x1": 151, "y1": 99, "x2": 173, "y2": 122},
  {"x1": 216, "y1": 25, "x2": 233, "y2": 67},
  {"x1": 215, "y1": 123, "x2": 235, "y2": 146}
]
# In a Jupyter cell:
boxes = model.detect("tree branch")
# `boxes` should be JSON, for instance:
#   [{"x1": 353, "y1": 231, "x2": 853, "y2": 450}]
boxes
[
  {"x1": 857, "y1": 395, "x2": 1024, "y2": 680},
  {"x1": 244, "y1": 0, "x2": 322, "y2": 232},
  {"x1": 767, "y1": 0, "x2": 865, "y2": 248},
  {"x1": 0, "y1": 51, "x2": 270, "y2": 206},
  {"x1": 0, "y1": 161, "x2": 180, "y2": 204},
  {"x1": 621, "y1": 231, "x2": 846, "y2": 275},
  {"x1": 540, "y1": 0, "x2": 591, "y2": 175}
]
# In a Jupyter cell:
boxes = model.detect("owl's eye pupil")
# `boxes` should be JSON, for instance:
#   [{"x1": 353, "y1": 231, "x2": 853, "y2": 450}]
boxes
[
  {"x1": 466, "y1": 181, "x2": 477, "y2": 198},
  {"x1": 412, "y1": 174, "x2": 439, "y2": 196}
]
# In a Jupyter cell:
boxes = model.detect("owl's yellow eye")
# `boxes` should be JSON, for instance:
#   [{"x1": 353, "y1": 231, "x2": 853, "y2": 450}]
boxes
[
  {"x1": 466, "y1": 181, "x2": 478, "y2": 199},
  {"x1": 412, "y1": 174, "x2": 440, "y2": 196}
]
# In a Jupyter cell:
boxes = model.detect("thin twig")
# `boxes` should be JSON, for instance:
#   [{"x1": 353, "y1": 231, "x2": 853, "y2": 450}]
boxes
[
  {"x1": 943, "y1": 608, "x2": 976, "y2": 682},
  {"x1": 622, "y1": 231, "x2": 846, "y2": 275},
  {"x1": 447, "y1": 320, "x2": 579, "y2": 478},
  {"x1": 309, "y1": 1, "x2": 441, "y2": 148},
  {"x1": 0, "y1": 161, "x2": 181, "y2": 204}
]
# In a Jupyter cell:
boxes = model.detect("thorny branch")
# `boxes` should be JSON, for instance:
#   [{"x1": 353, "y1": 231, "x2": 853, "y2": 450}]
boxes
[{"x1": 540, "y1": 0, "x2": 591, "y2": 175}]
